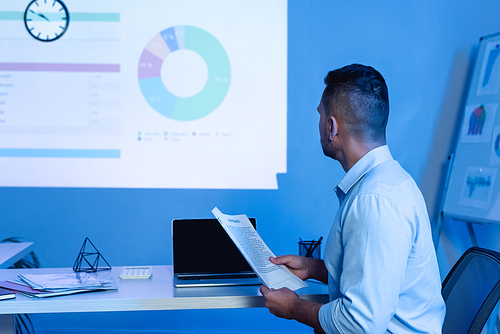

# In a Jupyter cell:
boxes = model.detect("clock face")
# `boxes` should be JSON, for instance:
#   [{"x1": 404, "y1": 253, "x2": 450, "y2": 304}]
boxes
[{"x1": 24, "y1": 0, "x2": 69, "y2": 42}]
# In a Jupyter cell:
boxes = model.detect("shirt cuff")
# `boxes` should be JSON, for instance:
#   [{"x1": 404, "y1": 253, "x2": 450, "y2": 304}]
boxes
[{"x1": 318, "y1": 302, "x2": 342, "y2": 334}]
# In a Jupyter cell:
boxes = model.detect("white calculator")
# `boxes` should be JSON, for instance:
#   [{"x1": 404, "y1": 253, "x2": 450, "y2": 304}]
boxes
[{"x1": 119, "y1": 266, "x2": 153, "y2": 279}]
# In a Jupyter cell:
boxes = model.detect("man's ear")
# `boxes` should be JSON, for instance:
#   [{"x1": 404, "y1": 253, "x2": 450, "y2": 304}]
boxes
[{"x1": 328, "y1": 115, "x2": 338, "y2": 141}]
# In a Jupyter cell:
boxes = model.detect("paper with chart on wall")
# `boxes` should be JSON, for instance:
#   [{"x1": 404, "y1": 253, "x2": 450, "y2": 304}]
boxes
[
  {"x1": 477, "y1": 41, "x2": 500, "y2": 96},
  {"x1": 459, "y1": 166, "x2": 496, "y2": 210},
  {"x1": 460, "y1": 103, "x2": 498, "y2": 144},
  {"x1": 212, "y1": 207, "x2": 307, "y2": 291}
]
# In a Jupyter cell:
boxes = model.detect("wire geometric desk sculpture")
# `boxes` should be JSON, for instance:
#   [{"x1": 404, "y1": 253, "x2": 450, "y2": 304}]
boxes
[{"x1": 73, "y1": 237, "x2": 112, "y2": 272}]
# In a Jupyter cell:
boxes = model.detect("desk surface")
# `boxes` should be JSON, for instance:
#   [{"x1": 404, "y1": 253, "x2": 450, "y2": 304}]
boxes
[
  {"x1": 0, "y1": 266, "x2": 329, "y2": 315},
  {"x1": 0, "y1": 242, "x2": 34, "y2": 269}
]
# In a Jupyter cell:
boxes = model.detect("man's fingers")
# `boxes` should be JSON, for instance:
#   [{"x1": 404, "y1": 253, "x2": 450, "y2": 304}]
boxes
[
  {"x1": 270, "y1": 255, "x2": 293, "y2": 265},
  {"x1": 260, "y1": 285, "x2": 273, "y2": 295}
]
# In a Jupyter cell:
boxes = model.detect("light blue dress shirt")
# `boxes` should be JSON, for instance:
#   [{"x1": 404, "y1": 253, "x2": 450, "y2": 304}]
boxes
[{"x1": 318, "y1": 145, "x2": 446, "y2": 334}]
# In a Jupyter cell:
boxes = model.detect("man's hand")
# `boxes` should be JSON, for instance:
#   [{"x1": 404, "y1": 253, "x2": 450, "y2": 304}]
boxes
[
  {"x1": 270, "y1": 254, "x2": 328, "y2": 282},
  {"x1": 260, "y1": 285, "x2": 301, "y2": 319},
  {"x1": 269, "y1": 255, "x2": 311, "y2": 280},
  {"x1": 260, "y1": 285, "x2": 325, "y2": 333}
]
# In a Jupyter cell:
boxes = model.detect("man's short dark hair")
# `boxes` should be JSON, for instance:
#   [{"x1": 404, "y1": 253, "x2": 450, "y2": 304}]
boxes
[{"x1": 322, "y1": 64, "x2": 389, "y2": 142}]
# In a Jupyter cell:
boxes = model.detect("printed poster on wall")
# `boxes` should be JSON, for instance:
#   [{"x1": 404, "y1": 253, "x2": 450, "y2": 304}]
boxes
[
  {"x1": 491, "y1": 126, "x2": 500, "y2": 166},
  {"x1": 477, "y1": 41, "x2": 500, "y2": 96},
  {"x1": 459, "y1": 166, "x2": 496, "y2": 209},
  {"x1": 460, "y1": 103, "x2": 498, "y2": 144}
]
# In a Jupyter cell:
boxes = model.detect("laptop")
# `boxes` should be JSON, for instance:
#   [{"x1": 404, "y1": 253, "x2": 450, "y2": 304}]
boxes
[{"x1": 172, "y1": 217, "x2": 262, "y2": 287}]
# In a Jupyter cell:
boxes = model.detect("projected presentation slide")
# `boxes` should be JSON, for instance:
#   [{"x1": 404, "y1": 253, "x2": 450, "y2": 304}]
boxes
[{"x1": 0, "y1": 0, "x2": 287, "y2": 189}]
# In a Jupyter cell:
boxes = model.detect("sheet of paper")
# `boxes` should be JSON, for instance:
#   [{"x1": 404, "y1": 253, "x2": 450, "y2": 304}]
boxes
[
  {"x1": 18, "y1": 273, "x2": 114, "y2": 290},
  {"x1": 212, "y1": 207, "x2": 307, "y2": 290}
]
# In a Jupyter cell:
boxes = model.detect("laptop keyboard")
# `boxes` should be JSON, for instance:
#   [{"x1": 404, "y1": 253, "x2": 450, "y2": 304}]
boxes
[{"x1": 178, "y1": 273, "x2": 258, "y2": 280}]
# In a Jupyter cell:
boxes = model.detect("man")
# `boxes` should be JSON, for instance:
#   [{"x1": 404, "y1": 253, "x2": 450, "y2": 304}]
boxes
[{"x1": 260, "y1": 64, "x2": 446, "y2": 333}]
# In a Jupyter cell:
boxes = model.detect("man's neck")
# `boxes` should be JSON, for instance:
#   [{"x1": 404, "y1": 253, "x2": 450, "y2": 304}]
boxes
[{"x1": 340, "y1": 140, "x2": 385, "y2": 172}]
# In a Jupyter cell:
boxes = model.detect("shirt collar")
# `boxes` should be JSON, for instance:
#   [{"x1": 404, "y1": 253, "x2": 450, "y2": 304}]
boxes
[{"x1": 334, "y1": 145, "x2": 393, "y2": 200}]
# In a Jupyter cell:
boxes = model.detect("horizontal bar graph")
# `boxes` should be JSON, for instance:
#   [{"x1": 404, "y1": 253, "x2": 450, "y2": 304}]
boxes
[
  {"x1": 0, "y1": 62, "x2": 120, "y2": 72},
  {"x1": 0, "y1": 148, "x2": 121, "y2": 158},
  {"x1": 0, "y1": 11, "x2": 120, "y2": 22}
]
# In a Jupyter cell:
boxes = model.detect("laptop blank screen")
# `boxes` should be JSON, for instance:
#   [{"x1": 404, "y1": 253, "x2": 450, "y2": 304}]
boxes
[{"x1": 172, "y1": 218, "x2": 256, "y2": 274}]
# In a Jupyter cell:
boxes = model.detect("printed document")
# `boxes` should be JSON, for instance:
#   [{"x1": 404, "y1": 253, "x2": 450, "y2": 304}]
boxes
[{"x1": 212, "y1": 207, "x2": 307, "y2": 290}]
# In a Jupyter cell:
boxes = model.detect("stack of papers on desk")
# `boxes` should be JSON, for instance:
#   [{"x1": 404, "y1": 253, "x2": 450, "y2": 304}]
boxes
[
  {"x1": 0, "y1": 272, "x2": 117, "y2": 298},
  {"x1": 0, "y1": 287, "x2": 16, "y2": 301}
]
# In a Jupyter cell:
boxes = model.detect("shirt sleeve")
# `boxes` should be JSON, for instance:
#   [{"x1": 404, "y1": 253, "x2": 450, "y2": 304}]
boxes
[{"x1": 319, "y1": 193, "x2": 415, "y2": 333}]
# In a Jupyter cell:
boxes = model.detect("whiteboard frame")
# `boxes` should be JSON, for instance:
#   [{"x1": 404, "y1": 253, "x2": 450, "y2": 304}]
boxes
[{"x1": 441, "y1": 31, "x2": 500, "y2": 226}]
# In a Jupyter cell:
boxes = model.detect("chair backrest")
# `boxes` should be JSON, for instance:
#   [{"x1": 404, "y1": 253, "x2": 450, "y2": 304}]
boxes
[{"x1": 441, "y1": 246, "x2": 500, "y2": 334}]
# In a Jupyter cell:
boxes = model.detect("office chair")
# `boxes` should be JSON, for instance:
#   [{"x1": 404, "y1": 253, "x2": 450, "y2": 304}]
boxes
[{"x1": 441, "y1": 246, "x2": 500, "y2": 334}]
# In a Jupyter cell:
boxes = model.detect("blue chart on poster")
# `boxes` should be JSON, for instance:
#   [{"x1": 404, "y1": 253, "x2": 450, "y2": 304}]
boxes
[
  {"x1": 443, "y1": 32, "x2": 500, "y2": 224},
  {"x1": 138, "y1": 25, "x2": 231, "y2": 121},
  {"x1": 481, "y1": 43, "x2": 500, "y2": 88},
  {"x1": 496, "y1": 133, "x2": 500, "y2": 157}
]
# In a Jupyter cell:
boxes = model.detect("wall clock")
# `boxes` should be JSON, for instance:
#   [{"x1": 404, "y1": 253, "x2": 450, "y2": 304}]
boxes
[{"x1": 24, "y1": 0, "x2": 69, "y2": 42}]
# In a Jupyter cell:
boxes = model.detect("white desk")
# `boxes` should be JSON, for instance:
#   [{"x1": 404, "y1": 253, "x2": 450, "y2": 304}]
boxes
[
  {"x1": 0, "y1": 266, "x2": 329, "y2": 333},
  {"x1": 0, "y1": 242, "x2": 34, "y2": 269}
]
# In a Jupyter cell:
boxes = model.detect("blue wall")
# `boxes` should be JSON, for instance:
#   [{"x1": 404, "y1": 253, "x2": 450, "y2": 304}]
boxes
[{"x1": 2, "y1": 1, "x2": 500, "y2": 333}]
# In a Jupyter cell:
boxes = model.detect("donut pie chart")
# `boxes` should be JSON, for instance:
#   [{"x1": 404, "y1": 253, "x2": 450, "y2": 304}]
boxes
[{"x1": 138, "y1": 25, "x2": 231, "y2": 121}]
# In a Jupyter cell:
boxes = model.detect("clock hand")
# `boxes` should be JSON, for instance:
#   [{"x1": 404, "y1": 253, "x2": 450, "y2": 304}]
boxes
[
  {"x1": 36, "y1": 12, "x2": 50, "y2": 22},
  {"x1": 29, "y1": 9, "x2": 50, "y2": 22}
]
